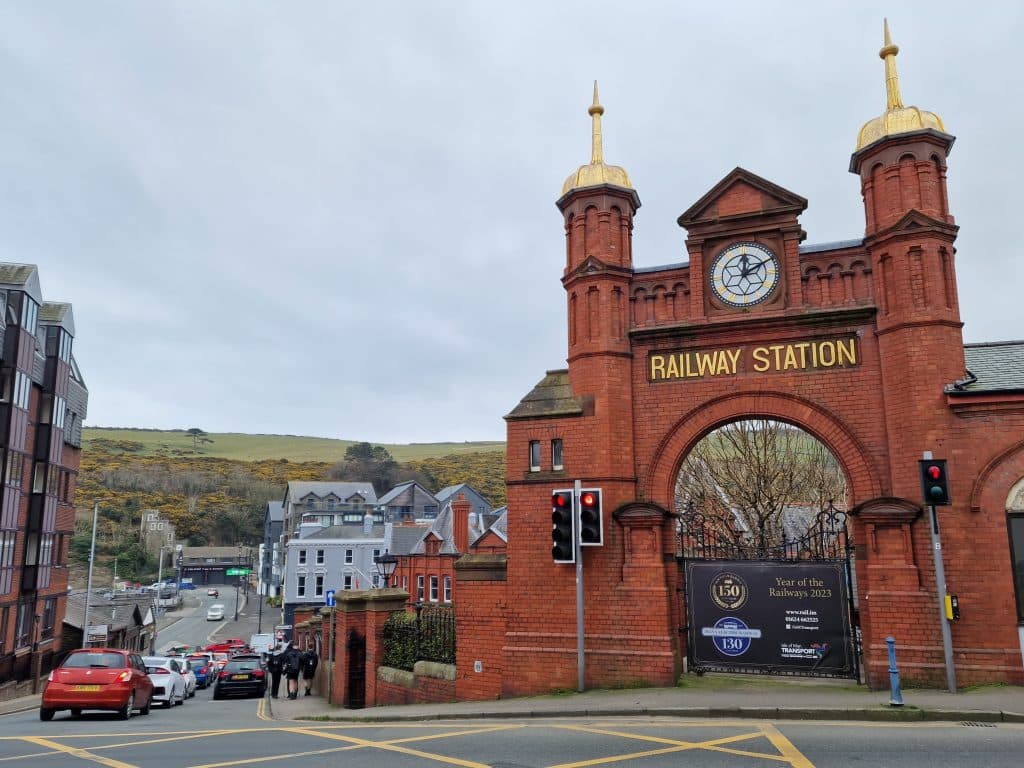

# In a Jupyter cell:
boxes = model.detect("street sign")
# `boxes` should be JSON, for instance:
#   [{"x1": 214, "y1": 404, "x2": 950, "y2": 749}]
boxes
[
  {"x1": 325, "y1": 589, "x2": 336, "y2": 607},
  {"x1": 226, "y1": 568, "x2": 251, "y2": 576},
  {"x1": 86, "y1": 624, "x2": 108, "y2": 643}
]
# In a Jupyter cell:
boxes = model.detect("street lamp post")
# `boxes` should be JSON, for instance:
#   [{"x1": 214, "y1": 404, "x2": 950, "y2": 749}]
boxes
[
  {"x1": 233, "y1": 546, "x2": 243, "y2": 622},
  {"x1": 373, "y1": 551, "x2": 398, "y2": 588}
]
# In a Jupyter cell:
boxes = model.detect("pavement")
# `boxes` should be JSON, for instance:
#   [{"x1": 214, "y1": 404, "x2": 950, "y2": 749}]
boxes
[
  {"x1": 259, "y1": 674, "x2": 1024, "y2": 725},
  {"x1": 5, "y1": 590, "x2": 1021, "y2": 724}
]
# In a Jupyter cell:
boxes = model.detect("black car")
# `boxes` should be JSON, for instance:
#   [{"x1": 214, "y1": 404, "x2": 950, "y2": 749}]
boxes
[{"x1": 212, "y1": 654, "x2": 266, "y2": 699}]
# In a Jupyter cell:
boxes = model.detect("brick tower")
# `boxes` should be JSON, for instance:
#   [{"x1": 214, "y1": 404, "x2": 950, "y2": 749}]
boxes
[
  {"x1": 849, "y1": 21, "x2": 966, "y2": 680},
  {"x1": 850, "y1": 21, "x2": 963, "y2": 504},
  {"x1": 556, "y1": 81, "x2": 640, "y2": 471}
]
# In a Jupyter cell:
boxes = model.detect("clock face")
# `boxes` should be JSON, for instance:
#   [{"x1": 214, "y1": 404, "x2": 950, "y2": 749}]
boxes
[{"x1": 709, "y1": 242, "x2": 780, "y2": 308}]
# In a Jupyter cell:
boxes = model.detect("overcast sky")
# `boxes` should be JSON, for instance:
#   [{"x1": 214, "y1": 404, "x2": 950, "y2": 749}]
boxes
[{"x1": 1, "y1": 2, "x2": 1020, "y2": 443}]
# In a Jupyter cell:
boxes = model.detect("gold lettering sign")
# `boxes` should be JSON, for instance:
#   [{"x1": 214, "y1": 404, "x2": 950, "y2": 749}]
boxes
[{"x1": 649, "y1": 337, "x2": 859, "y2": 382}]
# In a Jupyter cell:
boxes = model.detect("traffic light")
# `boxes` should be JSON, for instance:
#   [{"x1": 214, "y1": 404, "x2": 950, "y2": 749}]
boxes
[
  {"x1": 551, "y1": 489, "x2": 575, "y2": 563},
  {"x1": 919, "y1": 459, "x2": 951, "y2": 506},
  {"x1": 578, "y1": 488, "x2": 603, "y2": 546}
]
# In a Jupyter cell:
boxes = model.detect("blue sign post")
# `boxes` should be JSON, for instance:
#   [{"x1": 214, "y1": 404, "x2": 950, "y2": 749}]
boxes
[{"x1": 325, "y1": 589, "x2": 336, "y2": 608}]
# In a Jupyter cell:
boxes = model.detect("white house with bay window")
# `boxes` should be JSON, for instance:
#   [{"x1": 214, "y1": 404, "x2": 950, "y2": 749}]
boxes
[{"x1": 280, "y1": 514, "x2": 387, "y2": 628}]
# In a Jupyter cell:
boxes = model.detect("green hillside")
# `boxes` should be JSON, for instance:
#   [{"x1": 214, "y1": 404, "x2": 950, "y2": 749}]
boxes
[{"x1": 82, "y1": 427, "x2": 505, "y2": 463}]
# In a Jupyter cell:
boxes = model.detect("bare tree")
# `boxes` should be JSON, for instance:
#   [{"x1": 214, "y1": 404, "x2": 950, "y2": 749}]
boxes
[{"x1": 675, "y1": 419, "x2": 846, "y2": 550}]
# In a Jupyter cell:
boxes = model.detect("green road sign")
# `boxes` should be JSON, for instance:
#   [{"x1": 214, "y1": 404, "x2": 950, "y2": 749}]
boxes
[{"x1": 226, "y1": 568, "x2": 251, "y2": 576}]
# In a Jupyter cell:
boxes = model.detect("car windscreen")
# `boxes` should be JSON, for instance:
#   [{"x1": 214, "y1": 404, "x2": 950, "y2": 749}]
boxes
[
  {"x1": 63, "y1": 652, "x2": 126, "y2": 669},
  {"x1": 146, "y1": 666, "x2": 171, "y2": 675},
  {"x1": 224, "y1": 660, "x2": 261, "y2": 672}
]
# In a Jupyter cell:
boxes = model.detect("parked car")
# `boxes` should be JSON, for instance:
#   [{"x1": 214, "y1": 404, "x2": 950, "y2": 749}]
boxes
[
  {"x1": 212, "y1": 654, "x2": 266, "y2": 699},
  {"x1": 206, "y1": 604, "x2": 225, "y2": 621},
  {"x1": 169, "y1": 656, "x2": 197, "y2": 698},
  {"x1": 142, "y1": 656, "x2": 187, "y2": 707},
  {"x1": 40, "y1": 648, "x2": 154, "y2": 721},
  {"x1": 206, "y1": 588, "x2": 219, "y2": 598},
  {"x1": 186, "y1": 654, "x2": 214, "y2": 688},
  {"x1": 204, "y1": 638, "x2": 245, "y2": 653}
]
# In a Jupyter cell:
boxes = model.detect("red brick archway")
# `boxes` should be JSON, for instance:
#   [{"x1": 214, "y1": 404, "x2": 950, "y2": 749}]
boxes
[
  {"x1": 488, "y1": 72, "x2": 1024, "y2": 700},
  {"x1": 644, "y1": 390, "x2": 882, "y2": 509}
]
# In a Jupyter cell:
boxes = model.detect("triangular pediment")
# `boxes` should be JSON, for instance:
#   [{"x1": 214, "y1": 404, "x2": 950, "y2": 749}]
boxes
[
  {"x1": 874, "y1": 209, "x2": 959, "y2": 239},
  {"x1": 678, "y1": 167, "x2": 808, "y2": 227}
]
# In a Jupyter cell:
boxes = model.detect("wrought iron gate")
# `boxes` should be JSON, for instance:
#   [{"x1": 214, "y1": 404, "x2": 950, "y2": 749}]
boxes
[{"x1": 678, "y1": 501, "x2": 860, "y2": 679}]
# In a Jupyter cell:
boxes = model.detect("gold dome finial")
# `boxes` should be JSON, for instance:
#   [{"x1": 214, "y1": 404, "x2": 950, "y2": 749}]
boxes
[
  {"x1": 880, "y1": 19, "x2": 903, "y2": 110},
  {"x1": 589, "y1": 80, "x2": 605, "y2": 164},
  {"x1": 855, "y1": 20, "x2": 946, "y2": 151},
  {"x1": 561, "y1": 81, "x2": 633, "y2": 196}
]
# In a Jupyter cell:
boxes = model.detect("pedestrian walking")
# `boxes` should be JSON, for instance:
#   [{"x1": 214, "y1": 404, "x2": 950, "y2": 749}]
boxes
[
  {"x1": 283, "y1": 642, "x2": 302, "y2": 699},
  {"x1": 267, "y1": 641, "x2": 285, "y2": 698},
  {"x1": 301, "y1": 644, "x2": 319, "y2": 696}
]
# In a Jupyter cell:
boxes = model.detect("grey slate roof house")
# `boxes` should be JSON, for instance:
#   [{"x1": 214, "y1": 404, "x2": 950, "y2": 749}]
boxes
[
  {"x1": 376, "y1": 481, "x2": 439, "y2": 521},
  {"x1": 281, "y1": 481, "x2": 378, "y2": 536}
]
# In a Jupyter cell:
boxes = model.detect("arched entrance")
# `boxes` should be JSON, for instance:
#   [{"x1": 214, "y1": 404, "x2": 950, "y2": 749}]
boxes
[{"x1": 672, "y1": 418, "x2": 859, "y2": 679}]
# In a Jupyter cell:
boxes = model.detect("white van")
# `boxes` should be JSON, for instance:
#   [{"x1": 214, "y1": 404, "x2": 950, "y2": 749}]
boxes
[{"x1": 249, "y1": 633, "x2": 274, "y2": 656}]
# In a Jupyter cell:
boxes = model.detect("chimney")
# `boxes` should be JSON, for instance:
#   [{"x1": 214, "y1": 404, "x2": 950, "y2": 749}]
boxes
[
  {"x1": 363, "y1": 512, "x2": 373, "y2": 536},
  {"x1": 452, "y1": 493, "x2": 471, "y2": 553}
]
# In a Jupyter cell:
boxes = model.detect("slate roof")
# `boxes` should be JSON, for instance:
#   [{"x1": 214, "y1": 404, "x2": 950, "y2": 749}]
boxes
[
  {"x1": 181, "y1": 546, "x2": 246, "y2": 559},
  {"x1": 39, "y1": 302, "x2": 76, "y2": 334},
  {"x1": 435, "y1": 483, "x2": 481, "y2": 505},
  {"x1": 64, "y1": 590, "x2": 154, "y2": 631},
  {"x1": 947, "y1": 341, "x2": 1024, "y2": 394},
  {"x1": 0, "y1": 263, "x2": 41, "y2": 300},
  {"x1": 409, "y1": 502, "x2": 459, "y2": 555},
  {"x1": 387, "y1": 523, "x2": 431, "y2": 556},
  {"x1": 472, "y1": 507, "x2": 508, "y2": 546},
  {"x1": 267, "y1": 501, "x2": 284, "y2": 522},
  {"x1": 286, "y1": 481, "x2": 378, "y2": 503},
  {"x1": 303, "y1": 523, "x2": 386, "y2": 541},
  {"x1": 505, "y1": 369, "x2": 586, "y2": 420},
  {"x1": 798, "y1": 238, "x2": 864, "y2": 254},
  {"x1": 376, "y1": 481, "x2": 435, "y2": 505}
]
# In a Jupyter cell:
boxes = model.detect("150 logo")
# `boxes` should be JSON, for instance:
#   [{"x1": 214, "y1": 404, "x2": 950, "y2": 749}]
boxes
[{"x1": 709, "y1": 571, "x2": 748, "y2": 611}]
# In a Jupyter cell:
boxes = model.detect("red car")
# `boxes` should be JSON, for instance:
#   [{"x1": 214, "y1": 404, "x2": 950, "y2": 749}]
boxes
[
  {"x1": 204, "y1": 638, "x2": 245, "y2": 653},
  {"x1": 40, "y1": 648, "x2": 154, "y2": 721}
]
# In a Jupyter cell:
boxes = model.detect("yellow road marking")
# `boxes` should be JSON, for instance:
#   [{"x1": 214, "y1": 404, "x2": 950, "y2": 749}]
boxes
[
  {"x1": 547, "y1": 729, "x2": 779, "y2": 768},
  {"x1": 187, "y1": 724, "x2": 523, "y2": 768},
  {"x1": 284, "y1": 724, "x2": 509, "y2": 768},
  {"x1": 20, "y1": 736, "x2": 138, "y2": 768},
  {"x1": 0, "y1": 749, "x2": 61, "y2": 763},
  {"x1": 761, "y1": 722, "x2": 817, "y2": 768},
  {"x1": 91, "y1": 731, "x2": 235, "y2": 750}
]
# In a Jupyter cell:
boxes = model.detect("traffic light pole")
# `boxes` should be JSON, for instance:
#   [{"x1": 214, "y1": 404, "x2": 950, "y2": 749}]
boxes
[
  {"x1": 923, "y1": 451, "x2": 956, "y2": 693},
  {"x1": 574, "y1": 479, "x2": 585, "y2": 692}
]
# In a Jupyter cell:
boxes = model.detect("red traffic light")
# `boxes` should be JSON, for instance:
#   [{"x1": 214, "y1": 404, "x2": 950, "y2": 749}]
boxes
[
  {"x1": 580, "y1": 491, "x2": 596, "y2": 508},
  {"x1": 552, "y1": 492, "x2": 571, "y2": 509},
  {"x1": 926, "y1": 465, "x2": 942, "y2": 480}
]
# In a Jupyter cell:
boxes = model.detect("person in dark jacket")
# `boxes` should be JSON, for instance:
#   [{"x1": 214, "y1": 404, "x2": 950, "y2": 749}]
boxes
[
  {"x1": 283, "y1": 643, "x2": 302, "y2": 699},
  {"x1": 300, "y1": 645, "x2": 319, "y2": 696},
  {"x1": 266, "y1": 642, "x2": 285, "y2": 699}
]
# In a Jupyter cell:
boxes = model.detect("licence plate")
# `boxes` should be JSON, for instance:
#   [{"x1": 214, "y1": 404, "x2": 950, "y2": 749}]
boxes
[
  {"x1": 231, "y1": 674, "x2": 248, "y2": 680},
  {"x1": 73, "y1": 685, "x2": 102, "y2": 692}
]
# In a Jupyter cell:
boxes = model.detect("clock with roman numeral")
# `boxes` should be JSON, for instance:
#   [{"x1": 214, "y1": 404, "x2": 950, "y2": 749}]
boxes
[{"x1": 709, "y1": 242, "x2": 780, "y2": 307}]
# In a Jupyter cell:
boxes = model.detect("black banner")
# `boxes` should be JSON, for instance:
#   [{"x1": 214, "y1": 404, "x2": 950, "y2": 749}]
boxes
[{"x1": 686, "y1": 560, "x2": 854, "y2": 675}]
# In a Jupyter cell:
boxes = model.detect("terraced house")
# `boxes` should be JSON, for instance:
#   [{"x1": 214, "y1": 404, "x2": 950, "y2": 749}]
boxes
[{"x1": 0, "y1": 263, "x2": 88, "y2": 693}]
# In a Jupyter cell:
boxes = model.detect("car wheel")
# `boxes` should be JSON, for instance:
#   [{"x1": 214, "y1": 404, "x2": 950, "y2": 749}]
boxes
[
  {"x1": 70, "y1": 708, "x2": 82, "y2": 718},
  {"x1": 39, "y1": 708, "x2": 55, "y2": 722},
  {"x1": 212, "y1": 688, "x2": 222, "y2": 700},
  {"x1": 119, "y1": 692, "x2": 134, "y2": 720},
  {"x1": 140, "y1": 696, "x2": 151, "y2": 716}
]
